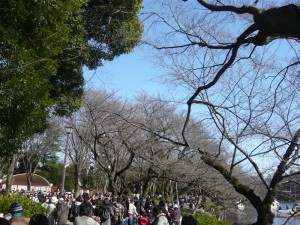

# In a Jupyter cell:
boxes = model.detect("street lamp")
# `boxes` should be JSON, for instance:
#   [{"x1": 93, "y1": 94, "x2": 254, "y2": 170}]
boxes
[{"x1": 60, "y1": 126, "x2": 73, "y2": 196}]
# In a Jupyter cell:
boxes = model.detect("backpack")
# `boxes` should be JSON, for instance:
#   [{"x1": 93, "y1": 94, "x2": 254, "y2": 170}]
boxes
[
  {"x1": 171, "y1": 209, "x2": 181, "y2": 222},
  {"x1": 69, "y1": 203, "x2": 80, "y2": 222},
  {"x1": 100, "y1": 207, "x2": 110, "y2": 222},
  {"x1": 153, "y1": 215, "x2": 168, "y2": 225}
]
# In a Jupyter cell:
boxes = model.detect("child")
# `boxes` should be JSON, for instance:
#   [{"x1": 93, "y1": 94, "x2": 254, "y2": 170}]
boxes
[{"x1": 138, "y1": 211, "x2": 149, "y2": 225}]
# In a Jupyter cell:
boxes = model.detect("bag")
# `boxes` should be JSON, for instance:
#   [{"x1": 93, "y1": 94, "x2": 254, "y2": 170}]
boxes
[
  {"x1": 171, "y1": 209, "x2": 181, "y2": 222},
  {"x1": 153, "y1": 215, "x2": 168, "y2": 225},
  {"x1": 69, "y1": 202, "x2": 81, "y2": 222},
  {"x1": 100, "y1": 207, "x2": 110, "y2": 222}
]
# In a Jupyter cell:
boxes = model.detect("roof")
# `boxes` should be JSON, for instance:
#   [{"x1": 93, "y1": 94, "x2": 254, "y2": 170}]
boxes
[{"x1": 1, "y1": 173, "x2": 51, "y2": 186}]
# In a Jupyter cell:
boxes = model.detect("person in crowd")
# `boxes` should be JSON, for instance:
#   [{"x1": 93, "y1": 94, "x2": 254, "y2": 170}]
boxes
[
  {"x1": 138, "y1": 211, "x2": 149, "y2": 225},
  {"x1": 144, "y1": 198, "x2": 151, "y2": 214},
  {"x1": 0, "y1": 218, "x2": 9, "y2": 225},
  {"x1": 121, "y1": 196, "x2": 128, "y2": 222},
  {"x1": 100, "y1": 198, "x2": 114, "y2": 225},
  {"x1": 55, "y1": 198, "x2": 69, "y2": 225},
  {"x1": 152, "y1": 205, "x2": 168, "y2": 225},
  {"x1": 134, "y1": 196, "x2": 142, "y2": 215},
  {"x1": 92, "y1": 198, "x2": 102, "y2": 223},
  {"x1": 47, "y1": 196, "x2": 58, "y2": 225},
  {"x1": 29, "y1": 214, "x2": 49, "y2": 225},
  {"x1": 112, "y1": 197, "x2": 124, "y2": 225},
  {"x1": 147, "y1": 200, "x2": 156, "y2": 224},
  {"x1": 158, "y1": 200, "x2": 168, "y2": 216},
  {"x1": 8, "y1": 202, "x2": 30, "y2": 225},
  {"x1": 69, "y1": 196, "x2": 83, "y2": 222},
  {"x1": 169, "y1": 204, "x2": 181, "y2": 225},
  {"x1": 74, "y1": 203, "x2": 99, "y2": 225},
  {"x1": 82, "y1": 193, "x2": 92, "y2": 205},
  {"x1": 181, "y1": 215, "x2": 197, "y2": 225},
  {"x1": 128, "y1": 198, "x2": 138, "y2": 225}
]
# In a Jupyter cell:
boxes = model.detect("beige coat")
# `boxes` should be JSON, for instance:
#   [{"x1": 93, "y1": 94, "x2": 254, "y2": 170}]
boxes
[{"x1": 9, "y1": 216, "x2": 30, "y2": 225}]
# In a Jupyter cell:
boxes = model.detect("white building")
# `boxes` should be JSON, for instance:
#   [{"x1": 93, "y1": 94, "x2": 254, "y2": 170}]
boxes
[{"x1": 0, "y1": 173, "x2": 52, "y2": 192}]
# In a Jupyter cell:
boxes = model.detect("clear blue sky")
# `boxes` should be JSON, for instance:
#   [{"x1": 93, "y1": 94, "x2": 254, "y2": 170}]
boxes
[{"x1": 83, "y1": 46, "x2": 171, "y2": 100}]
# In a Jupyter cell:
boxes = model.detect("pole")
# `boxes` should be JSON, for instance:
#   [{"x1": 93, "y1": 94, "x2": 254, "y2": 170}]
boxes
[{"x1": 61, "y1": 132, "x2": 70, "y2": 196}]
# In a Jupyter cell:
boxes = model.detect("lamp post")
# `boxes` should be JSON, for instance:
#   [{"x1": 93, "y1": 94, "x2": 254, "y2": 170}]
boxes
[{"x1": 60, "y1": 126, "x2": 73, "y2": 196}]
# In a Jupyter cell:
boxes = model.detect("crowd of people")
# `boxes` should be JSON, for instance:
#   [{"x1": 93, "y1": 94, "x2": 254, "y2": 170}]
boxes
[{"x1": 0, "y1": 191, "x2": 199, "y2": 225}]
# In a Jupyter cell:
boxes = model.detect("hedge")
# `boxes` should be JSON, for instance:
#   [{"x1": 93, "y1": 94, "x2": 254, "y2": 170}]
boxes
[{"x1": 0, "y1": 194, "x2": 47, "y2": 218}]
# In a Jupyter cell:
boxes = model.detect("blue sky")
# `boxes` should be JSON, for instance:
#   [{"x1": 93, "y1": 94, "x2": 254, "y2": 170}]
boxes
[{"x1": 83, "y1": 46, "x2": 170, "y2": 100}]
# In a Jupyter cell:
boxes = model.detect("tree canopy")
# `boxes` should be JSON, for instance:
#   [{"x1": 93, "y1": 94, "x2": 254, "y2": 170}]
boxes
[{"x1": 0, "y1": 0, "x2": 143, "y2": 155}]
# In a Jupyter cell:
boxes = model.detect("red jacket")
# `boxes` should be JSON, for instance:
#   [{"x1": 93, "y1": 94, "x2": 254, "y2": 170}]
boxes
[{"x1": 138, "y1": 216, "x2": 149, "y2": 225}]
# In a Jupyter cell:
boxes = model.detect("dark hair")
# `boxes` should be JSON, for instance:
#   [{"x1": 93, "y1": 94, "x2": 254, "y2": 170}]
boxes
[
  {"x1": 80, "y1": 202, "x2": 94, "y2": 217},
  {"x1": 140, "y1": 211, "x2": 147, "y2": 217},
  {"x1": 82, "y1": 192, "x2": 91, "y2": 202},
  {"x1": 117, "y1": 197, "x2": 122, "y2": 203},
  {"x1": 153, "y1": 205, "x2": 163, "y2": 214},
  {"x1": 0, "y1": 218, "x2": 9, "y2": 225},
  {"x1": 29, "y1": 214, "x2": 49, "y2": 225},
  {"x1": 159, "y1": 199, "x2": 166, "y2": 207},
  {"x1": 103, "y1": 198, "x2": 110, "y2": 205},
  {"x1": 181, "y1": 215, "x2": 197, "y2": 225},
  {"x1": 76, "y1": 196, "x2": 83, "y2": 202}
]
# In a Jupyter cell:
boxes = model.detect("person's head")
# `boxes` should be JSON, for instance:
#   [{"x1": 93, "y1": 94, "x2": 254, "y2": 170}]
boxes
[
  {"x1": 9, "y1": 202, "x2": 23, "y2": 217},
  {"x1": 103, "y1": 198, "x2": 110, "y2": 206},
  {"x1": 117, "y1": 197, "x2": 122, "y2": 203},
  {"x1": 152, "y1": 205, "x2": 163, "y2": 217},
  {"x1": 29, "y1": 214, "x2": 49, "y2": 225},
  {"x1": 82, "y1": 192, "x2": 91, "y2": 202},
  {"x1": 0, "y1": 218, "x2": 9, "y2": 225},
  {"x1": 181, "y1": 215, "x2": 197, "y2": 225},
  {"x1": 58, "y1": 197, "x2": 65, "y2": 204},
  {"x1": 140, "y1": 211, "x2": 147, "y2": 217},
  {"x1": 50, "y1": 196, "x2": 58, "y2": 204},
  {"x1": 76, "y1": 196, "x2": 83, "y2": 202},
  {"x1": 159, "y1": 199, "x2": 166, "y2": 207},
  {"x1": 80, "y1": 202, "x2": 94, "y2": 217}
]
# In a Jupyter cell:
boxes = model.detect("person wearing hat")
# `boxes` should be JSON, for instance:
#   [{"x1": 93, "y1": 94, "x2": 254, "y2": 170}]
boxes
[
  {"x1": 55, "y1": 197, "x2": 69, "y2": 225},
  {"x1": 8, "y1": 202, "x2": 30, "y2": 225},
  {"x1": 47, "y1": 196, "x2": 58, "y2": 225}
]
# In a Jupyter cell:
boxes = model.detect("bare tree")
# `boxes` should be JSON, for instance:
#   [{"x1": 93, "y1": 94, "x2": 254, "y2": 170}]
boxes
[
  {"x1": 74, "y1": 90, "x2": 147, "y2": 195},
  {"x1": 130, "y1": 94, "x2": 245, "y2": 210},
  {"x1": 19, "y1": 119, "x2": 61, "y2": 191},
  {"x1": 142, "y1": 1, "x2": 300, "y2": 224},
  {"x1": 67, "y1": 116, "x2": 92, "y2": 196}
]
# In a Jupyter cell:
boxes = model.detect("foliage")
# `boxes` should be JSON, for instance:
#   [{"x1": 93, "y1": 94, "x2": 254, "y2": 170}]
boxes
[
  {"x1": 0, "y1": 194, "x2": 46, "y2": 217},
  {"x1": 84, "y1": 0, "x2": 143, "y2": 69},
  {"x1": 0, "y1": 0, "x2": 144, "y2": 159},
  {"x1": 64, "y1": 166, "x2": 75, "y2": 192},
  {"x1": 14, "y1": 121, "x2": 62, "y2": 183},
  {"x1": 0, "y1": 0, "x2": 88, "y2": 155},
  {"x1": 37, "y1": 154, "x2": 63, "y2": 187},
  {"x1": 194, "y1": 212, "x2": 230, "y2": 225}
]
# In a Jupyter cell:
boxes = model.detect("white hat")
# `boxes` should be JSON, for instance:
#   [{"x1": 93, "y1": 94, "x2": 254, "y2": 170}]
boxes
[
  {"x1": 51, "y1": 196, "x2": 58, "y2": 203},
  {"x1": 174, "y1": 204, "x2": 178, "y2": 208}
]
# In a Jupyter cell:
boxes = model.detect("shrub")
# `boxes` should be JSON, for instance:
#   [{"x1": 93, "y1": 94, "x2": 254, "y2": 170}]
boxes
[
  {"x1": 194, "y1": 211, "x2": 230, "y2": 225},
  {"x1": 0, "y1": 194, "x2": 47, "y2": 217}
]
